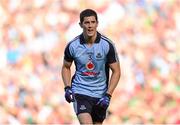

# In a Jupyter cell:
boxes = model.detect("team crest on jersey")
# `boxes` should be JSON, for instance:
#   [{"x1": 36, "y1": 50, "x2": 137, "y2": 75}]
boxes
[
  {"x1": 96, "y1": 53, "x2": 102, "y2": 58},
  {"x1": 86, "y1": 60, "x2": 95, "y2": 70}
]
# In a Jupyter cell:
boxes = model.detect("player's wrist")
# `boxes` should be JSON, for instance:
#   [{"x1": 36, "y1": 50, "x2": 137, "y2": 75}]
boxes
[
  {"x1": 64, "y1": 86, "x2": 71, "y2": 91},
  {"x1": 105, "y1": 93, "x2": 111, "y2": 99}
]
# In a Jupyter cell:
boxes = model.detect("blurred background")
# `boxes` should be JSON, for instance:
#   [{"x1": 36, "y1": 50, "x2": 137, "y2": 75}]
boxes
[{"x1": 0, "y1": 0, "x2": 179, "y2": 124}]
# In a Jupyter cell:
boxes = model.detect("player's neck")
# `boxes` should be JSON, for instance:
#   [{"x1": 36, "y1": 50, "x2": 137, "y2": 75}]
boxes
[{"x1": 83, "y1": 33, "x2": 97, "y2": 45}]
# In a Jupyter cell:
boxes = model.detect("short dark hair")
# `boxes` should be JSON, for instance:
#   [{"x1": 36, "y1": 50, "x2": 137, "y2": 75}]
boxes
[{"x1": 80, "y1": 9, "x2": 98, "y2": 23}]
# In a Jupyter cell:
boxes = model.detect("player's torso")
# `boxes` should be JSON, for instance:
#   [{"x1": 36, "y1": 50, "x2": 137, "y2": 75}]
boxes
[
  {"x1": 69, "y1": 34, "x2": 110, "y2": 98},
  {"x1": 74, "y1": 43, "x2": 107, "y2": 77},
  {"x1": 68, "y1": 33, "x2": 110, "y2": 98}
]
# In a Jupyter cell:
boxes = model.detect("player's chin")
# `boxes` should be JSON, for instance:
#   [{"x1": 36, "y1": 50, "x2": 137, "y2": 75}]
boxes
[{"x1": 87, "y1": 32, "x2": 94, "y2": 37}]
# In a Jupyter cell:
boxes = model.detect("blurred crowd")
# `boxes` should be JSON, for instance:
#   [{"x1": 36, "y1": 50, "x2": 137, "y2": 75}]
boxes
[{"x1": 0, "y1": 0, "x2": 179, "y2": 124}]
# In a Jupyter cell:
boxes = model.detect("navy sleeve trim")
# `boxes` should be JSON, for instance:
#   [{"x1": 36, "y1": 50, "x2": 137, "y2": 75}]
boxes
[
  {"x1": 64, "y1": 43, "x2": 73, "y2": 62},
  {"x1": 106, "y1": 40, "x2": 119, "y2": 64}
]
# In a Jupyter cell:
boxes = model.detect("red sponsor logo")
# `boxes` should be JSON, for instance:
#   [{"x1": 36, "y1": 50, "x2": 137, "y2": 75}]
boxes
[
  {"x1": 86, "y1": 61, "x2": 94, "y2": 70},
  {"x1": 82, "y1": 72, "x2": 100, "y2": 76}
]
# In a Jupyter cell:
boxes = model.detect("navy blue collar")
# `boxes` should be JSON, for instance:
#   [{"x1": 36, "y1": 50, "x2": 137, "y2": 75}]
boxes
[{"x1": 80, "y1": 32, "x2": 101, "y2": 44}]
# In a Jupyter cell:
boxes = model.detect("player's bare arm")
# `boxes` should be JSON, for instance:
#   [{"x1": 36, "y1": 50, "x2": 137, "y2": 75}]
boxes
[
  {"x1": 107, "y1": 62, "x2": 121, "y2": 95},
  {"x1": 61, "y1": 60, "x2": 72, "y2": 87}
]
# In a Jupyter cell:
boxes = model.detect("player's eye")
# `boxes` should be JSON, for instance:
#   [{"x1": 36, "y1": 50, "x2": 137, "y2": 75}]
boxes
[{"x1": 84, "y1": 21, "x2": 90, "y2": 24}]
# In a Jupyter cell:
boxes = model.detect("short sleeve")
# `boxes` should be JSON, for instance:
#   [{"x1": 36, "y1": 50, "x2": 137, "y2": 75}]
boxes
[
  {"x1": 106, "y1": 42, "x2": 119, "y2": 64},
  {"x1": 64, "y1": 43, "x2": 73, "y2": 62}
]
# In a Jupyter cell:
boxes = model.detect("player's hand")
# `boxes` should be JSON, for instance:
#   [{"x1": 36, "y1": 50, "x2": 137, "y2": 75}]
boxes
[
  {"x1": 64, "y1": 86, "x2": 74, "y2": 103},
  {"x1": 97, "y1": 93, "x2": 111, "y2": 109}
]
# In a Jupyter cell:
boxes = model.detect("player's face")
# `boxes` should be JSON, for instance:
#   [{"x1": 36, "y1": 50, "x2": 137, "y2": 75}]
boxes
[{"x1": 80, "y1": 16, "x2": 98, "y2": 37}]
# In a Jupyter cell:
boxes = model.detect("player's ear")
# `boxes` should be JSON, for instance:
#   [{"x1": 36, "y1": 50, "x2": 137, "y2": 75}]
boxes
[{"x1": 79, "y1": 22, "x2": 82, "y2": 28}]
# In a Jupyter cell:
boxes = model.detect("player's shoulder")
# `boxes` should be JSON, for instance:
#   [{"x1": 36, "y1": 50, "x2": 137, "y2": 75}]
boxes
[
  {"x1": 66, "y1": 35, "x2": 80, "y2": 47},
  {"x1": 100, "y1": 33, "x2": 113, "y2": 43},
  {"x1": 100, "y1": 33, "x2": 115, "y2": 47},
  {"x1": 69, "y1": 35, "x2": 80, "y2": 44}
]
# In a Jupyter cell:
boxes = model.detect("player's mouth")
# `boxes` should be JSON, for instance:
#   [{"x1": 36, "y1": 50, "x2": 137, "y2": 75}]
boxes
[{"x1": 87, "y1": 29, "x2": 94, "y2": 33}]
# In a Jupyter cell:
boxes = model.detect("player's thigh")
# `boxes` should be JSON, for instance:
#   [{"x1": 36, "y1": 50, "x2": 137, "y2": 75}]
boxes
[
  {"x1": 73, "y1": 94, "x2": 94, "y2": 123},
  {"x1": 77, "y1": 112, "x2": 93, "y2": 124},
  {"x1": 91, "y1": 105, "x2": 107, "y2": 123}
]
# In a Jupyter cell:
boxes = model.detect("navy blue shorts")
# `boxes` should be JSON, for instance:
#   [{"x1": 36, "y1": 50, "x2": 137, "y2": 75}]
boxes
[{"x1": 73, "y1": 94, "x2": 107, "y2": 123}]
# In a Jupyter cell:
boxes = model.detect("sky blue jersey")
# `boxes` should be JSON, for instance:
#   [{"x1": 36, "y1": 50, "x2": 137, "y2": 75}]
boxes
[{"x1": 64, "y1": 32, "x2": 119, "y2": 98}]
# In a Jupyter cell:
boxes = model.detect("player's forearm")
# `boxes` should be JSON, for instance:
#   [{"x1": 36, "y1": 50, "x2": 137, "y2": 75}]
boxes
[
  {"x1": 61, "y1": 66, "x2": 71, "y2": 87},
  {"x1": 107, "y1": 70, "x2": 121, "y2": 95}
]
